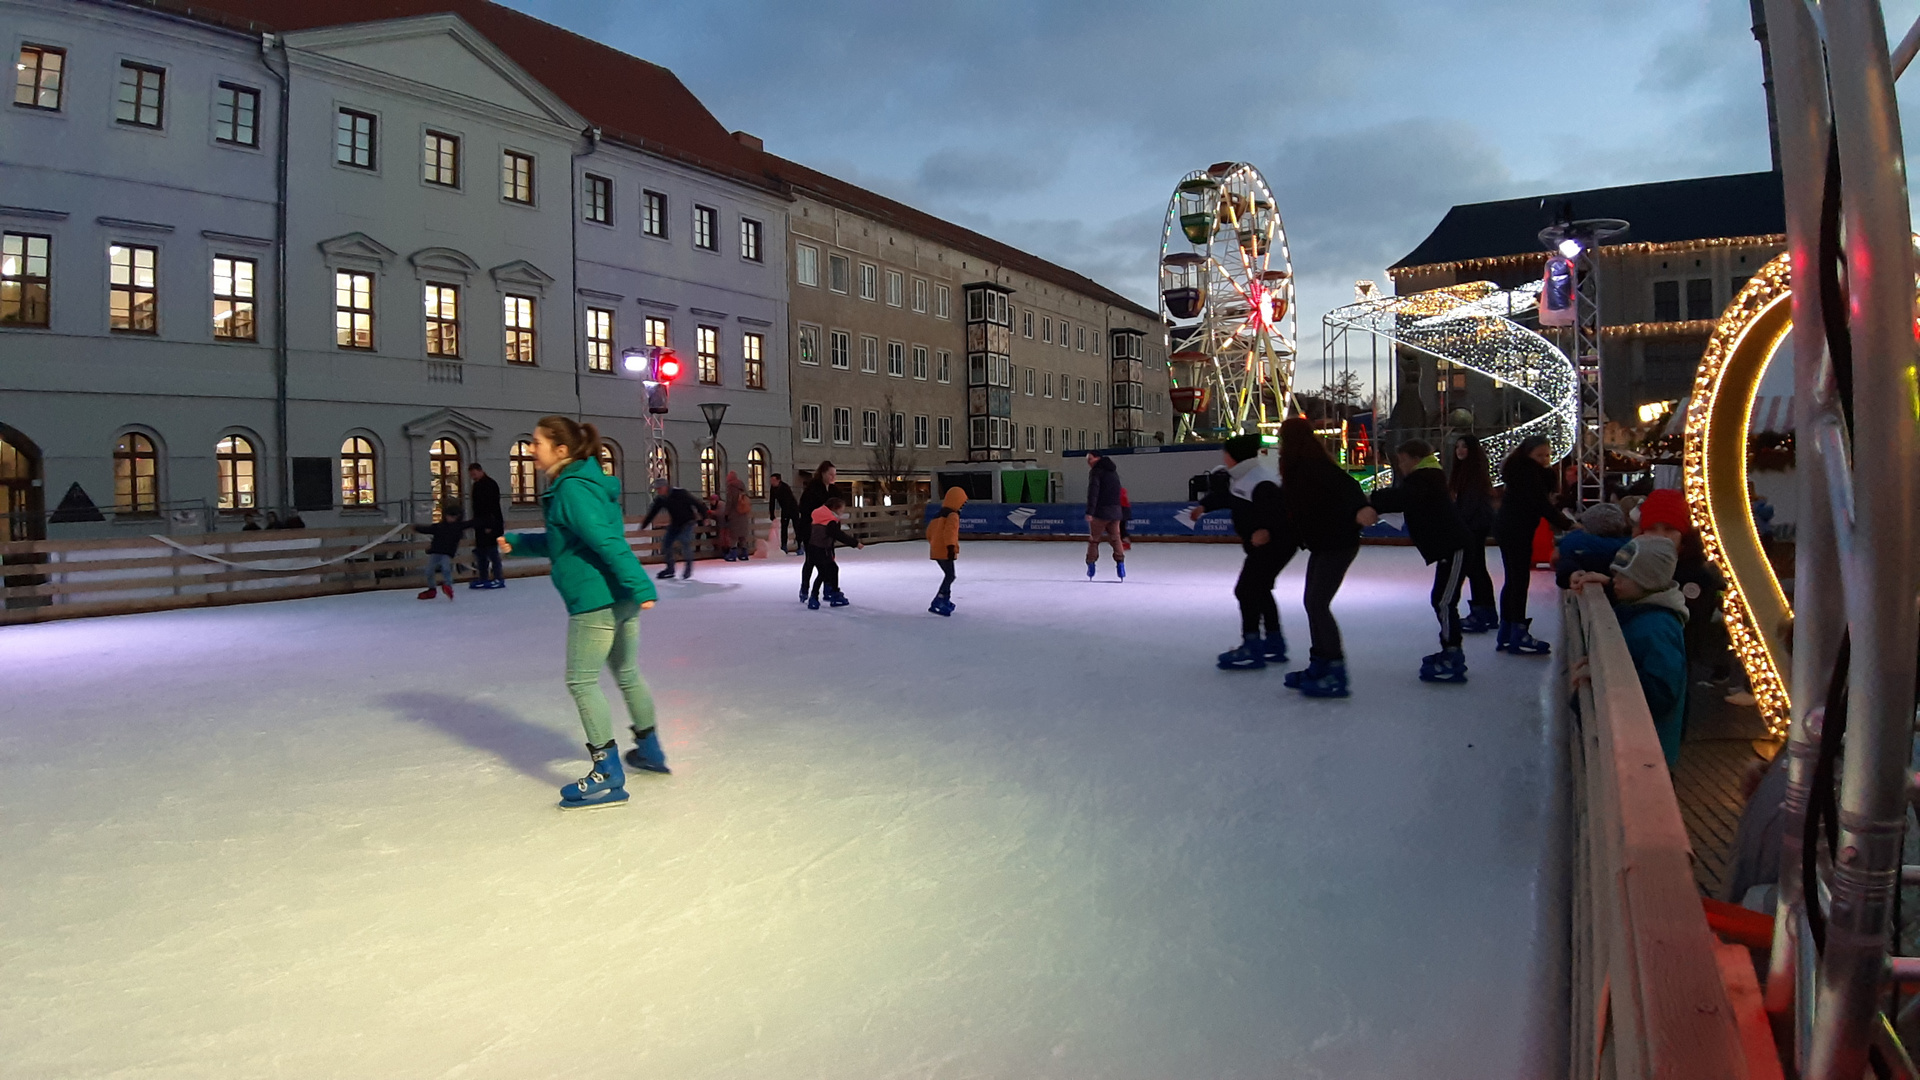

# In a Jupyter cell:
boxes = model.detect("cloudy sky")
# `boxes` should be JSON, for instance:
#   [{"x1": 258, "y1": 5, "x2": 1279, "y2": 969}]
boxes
[{"x1": 501, "y1": 0, "x2": 1920, "y2": 380}]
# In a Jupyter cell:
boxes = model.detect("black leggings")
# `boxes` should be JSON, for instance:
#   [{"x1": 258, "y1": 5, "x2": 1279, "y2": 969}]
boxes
[
  {"x1": 1302, "y1": 546, "x2": 1358, "y2": 661},
  {"x1": 935, "y1": 558, "x2": 955, "y2": 597},
  {"x1": 801, "y1": 546, "x2": 818, "y2": 594},
  {"x1": 1498, "y1": 533, "x2": 1535, "y2": 623},
  {"x1": 808, "y1": 551, "x2": 839, "y2": 600},
  {"x1": 1235, "y1": 546, "x2": 1295, "y2": 636},
  {"x1": 1460, "y1": 533, "x2": 1493, "y2": 612},
  {"x1": 1430, "y1": 550, "x2": 1465, "y2": 649}
]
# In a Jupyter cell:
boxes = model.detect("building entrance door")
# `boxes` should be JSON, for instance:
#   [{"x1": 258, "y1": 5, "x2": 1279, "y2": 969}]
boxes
[{"x1": 0, "y1": 425, "x2": 44, "y2": 542}]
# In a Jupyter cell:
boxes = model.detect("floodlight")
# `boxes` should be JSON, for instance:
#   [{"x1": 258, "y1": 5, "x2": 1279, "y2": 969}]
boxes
[{"x1": 1557, "y1": 238, "x2": 1583, "y2": 259}]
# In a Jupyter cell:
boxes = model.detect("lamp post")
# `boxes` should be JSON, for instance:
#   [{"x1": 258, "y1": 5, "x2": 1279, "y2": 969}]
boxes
[{"x1": 699, "y1": 401, "x2": 727, "y2": 442}]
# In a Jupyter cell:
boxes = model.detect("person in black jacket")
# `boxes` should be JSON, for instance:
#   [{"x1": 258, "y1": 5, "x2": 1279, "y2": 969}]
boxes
[
  {"x1": 804, "y1": 496, "x2": 863, "y2": 608},
  {"x1": 1369, "y1": 439, "x2": 1473, "y2": 683},
  {"x1": 796, "y1": 462, "x2": 835, "y2": 601},
  {"x1": 768, "y1": 473, "x2": 801, "y2": 555},
  {"x1": 640, "y1": 479, "x2": 709, "y2": 580},
  {"x1": 1195, "y1": 433, "x2": 1295, "y2": 669},
  {"x1": 1084, "y1": 452, "x2": 1125, "y2": 580},
  {"x1": 1493, "y1": 436, "x2": 1575, "y2": 654},
  {"x1": 1447, "y1": 435, "x2": 1498, "y2": 632},
  {"x1": 1277, "y1": 417, "x2": 1375, "y2": 697},
  {"x1": 467, "y1": 463, "x2": 505, "y2": 590},
  {"x1": 413, "y1": 499, "x2": 469, "y2": 601}
]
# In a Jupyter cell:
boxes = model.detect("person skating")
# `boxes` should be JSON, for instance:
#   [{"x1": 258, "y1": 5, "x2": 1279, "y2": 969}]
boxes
[
  {"x1": 925, "y1": 486, "x2": 967, "y2": 616},
  {"x1": 499, "y1": 416, "x2": 665, "y2": 809},
  {"x1": 1277, "y1": 417, "x2": 1375, "y2": 697},
  {"x1": 1493, "y1": 436, "x2": 1574, "y2": 654},
  {"x1": 1084, "y1": 451, "x2": 1125, "y2": 580},
  {"x1": 639, "y1": 478, "x2": 707, "y2": 580},
  {"x1": 412, "y1": 500, "x2": 469, "y2": 600},
  {"x1": 1448, "y1": 435, "x2": 1498, "y2": 632},
  {"x1": 467, "y1": 462, "x2": 505, "y2": 589},
  {"x1": 805, "y1": 496, "x2": 863, "y2": 608},
  {"x1": 768, "y1": 473, "x2": 801, "y2": 554},
  {"x1": 719, "y1": 471, "x2": 752, "y2": 561},
  {"x1": 1195, "y1": 433, "x2": 1295, "y2": 670},
  {"x1": 796, "y1": 462, "x2": 836, "y2": 601},
  {"x1": 1368, "y1": 439, "x2": 1474, "y2": 683}
]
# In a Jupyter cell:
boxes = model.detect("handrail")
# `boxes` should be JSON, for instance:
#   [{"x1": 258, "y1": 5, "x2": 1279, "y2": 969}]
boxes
[{"x1": 1560, "y1": 583, "x2": 1770, "y2": 1078}]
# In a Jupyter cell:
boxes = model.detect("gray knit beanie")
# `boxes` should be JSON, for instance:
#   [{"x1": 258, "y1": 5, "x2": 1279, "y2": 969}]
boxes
[
  {"x1": 1611, "y1": 535, "x2": 1677, "y2": 593},
  {"x1": 1578, "y1": 502, "x2": 1630, "y2": 538}
]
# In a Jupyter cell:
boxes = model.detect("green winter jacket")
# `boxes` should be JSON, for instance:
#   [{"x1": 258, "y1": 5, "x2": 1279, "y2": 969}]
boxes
[{"x1": 505, "y1": 457, "x2": 657, "y2": 614}]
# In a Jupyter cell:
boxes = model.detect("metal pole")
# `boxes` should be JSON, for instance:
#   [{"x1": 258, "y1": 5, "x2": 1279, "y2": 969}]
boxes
[
  {"x1": 1759, "y1": 0, "x2": 1840, "y2": 1064},
  {"x1": 1807, "y1": 0, "x2": 1920, "y2": 1074}
]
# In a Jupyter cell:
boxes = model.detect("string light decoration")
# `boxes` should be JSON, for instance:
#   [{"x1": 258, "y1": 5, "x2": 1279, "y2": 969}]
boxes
[
  {"x1": 1322, "y1": 279, "x2": 1579, "y2": 471},
  {"x1": 1682, "y1": 253, "x2": 1794, "y2": 736},
  {"x1": 1388, "y1": 234, "x2": 1787, "y2": 284}
]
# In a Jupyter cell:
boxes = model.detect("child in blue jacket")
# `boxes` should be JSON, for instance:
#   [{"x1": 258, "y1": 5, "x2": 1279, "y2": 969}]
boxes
[{"x1": 1572, "y1": 534, "x2": 1689, "y2": 766}]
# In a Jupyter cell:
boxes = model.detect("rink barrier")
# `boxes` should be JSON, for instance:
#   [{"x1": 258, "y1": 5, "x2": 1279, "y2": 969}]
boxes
[
  {"x1": 0, "y1": 511, "x2": 922, "y2": 625},
  {"x1": 1558, "y1": 583, "x2": 1778, "y2": 1079}
]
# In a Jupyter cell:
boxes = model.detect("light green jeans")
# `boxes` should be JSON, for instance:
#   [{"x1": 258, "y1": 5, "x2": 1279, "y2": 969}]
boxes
[{"x1": 564, "y1": 600, "x2": 656, "y2": 746}]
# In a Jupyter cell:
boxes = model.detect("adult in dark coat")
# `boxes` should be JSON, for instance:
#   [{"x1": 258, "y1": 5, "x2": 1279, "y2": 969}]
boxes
[
  {"x1": 1447, "y1": 435, "x2": 1498, "y2": 632},
  {"x1": 768, "y1": 473, "x2": 801, "y2": 554},
  {"x1": 640, "y1": 479, "x2": 708, "y2": 580},
  {"x1": 1083, "y1": 452, "x2": 1125, "y2": 579},
  {"x1": 1278, "y1": 417, "x2": 1374, "y2": 697},
  {"x1": 796, "y1": 462, "x2": 836, "y2": 600},
  {"x1": 468, "y1": 463, "x2": 505, "y2": 588},
  {"x1": 1197, "y1": 433, "x2": 1295, "y2": 668},
  {"x1": 1493, "y1": 436, "x2": 1574, "y2": 654},
  {"x1": 1369, "y1": 439, "x2": 1474, "y2": 681}
]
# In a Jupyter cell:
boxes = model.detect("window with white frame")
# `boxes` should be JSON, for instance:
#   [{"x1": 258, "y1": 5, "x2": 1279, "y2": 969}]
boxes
[
  {"x1": 1025, "y1": 425, "x2": 1036, "y2": 452},
  {"x1": 796, "y1": 323, "x2": 818, "y2": 365},
  {"x1": 832, "y1": 406, "x2": 851, "y2": 444},
  {"x1": 1025, "y1": 367, "x2": 1035, "y2": 396},
  {"x1": 584, "y1": 173, "x2": 612, "y2": 224},
  {"x1": 211, "y1": 256, "x2": 256, "y2": 341},
  {"x1": 829, "y1": 329, "x2": 849, "y2": 369},
  {"x1": 1060, "y1": 322, "x2": 1071, "y2": 349},
  {"x1": 859, "y1": 263, "x2": 876, "y2": 300},
  {"x1": 796, "y1": 244, "x2": 819, "y2": 286},
  {"x1": 889, "y1": 412, "x2": 904, "y2": 447},
  {"x1": 913, "y1": 415, "x2": 928, "y2": 448},
  {"x1": 1041, "y1": 316, "x2": 1052, "y2": 343},
  {"x1": 214, "y1": 83, "x2": 258, "y2": 146},
  {"x1": 860, "y1": 335, "x2": 878, "y2": 373},
  {"x1": 861, "y1": 409, "x2": 879, "y2": 446},
  {"x1": 743, "y1": 332, "x2": 764, "y2": 389},
  {"x1": 885, "y1": 269, "x2": 903, "y2": 307},
  {"x1": 740, "y1": 218, "x2": 762, "y2": 262},
  {"x1": 1023, "y1": 310, "x2": 1034, "y2": 338},
  {"x1": 1077, "y1": 377, "x2": 1086, "y2": 403},
  {"x1": 585, "y1": 307, "x2": 614, "y2": 372},
  {"x1": 501, "y1": 150, "x2": 534, "y2": 204},
  {"x1": 1092, "y1": 381, "x2": 1102, "y2": 406},
  {"x1": 1044, "y1": 371, "x2": 1054, "y2": 398},
  {"x1": 935, "y1": 283, "x2": 950, "y2": 319},
  {"x1": 693, "y1": 205, "x2": 716, "y2": 250},
  {"x1": 828, "y1": 253, "x2": 850, "y2": 293},
  {"x1": 912, "y1": 278, "x2": 927, "y2": 313},
  {"x1": 912, "y1": 345, "x2": 928, "y2": 380},
  {"x1": 643, "y1": 191, "x2": 667, "y2": 237},
  {"x1": 1044, "y1": 426, "x2": 1054, "y2": 453},
  {"x1": 801, "y1": 403, "x2": 822, "y2": 443},
  {"x1": 1077, "y1": 326, "x2": 1086, "y2": 351},
  {"x1": 937, "y1": 416, "x2": 952, "y2": 449},
  {"x1": 422, "y1": 130, "x2": 459, "y2": 187},
  {"x1": 936, "y1": 349, "x2": 951, "y2": 383},
  {"x1": 116, "y1": 62, "x2": 164, "y2": 128},
  {"x1": 887, "y1": 340, "x2": 904, "y2": 377}
]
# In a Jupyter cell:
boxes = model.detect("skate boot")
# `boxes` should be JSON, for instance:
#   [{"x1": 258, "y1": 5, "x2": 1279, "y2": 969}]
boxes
[
  {"x1": 1085, "y1": 562, "x2": 1096, "y2": 580},
  {"x1": 807, "y1": 595, "x2": 821, "y2": 610},
  {"x1": 468, "y1": 579, "x2": 489, "y2": 590},
  {"x1": 489, "y1": 579, "x2": 506, "y2": 589},
  {"x1": 1115, "y1": 562, "x2": 1126, "y2": 580},
  {"x1": 559, "y1": 740, "x2": 628, "y2": 809},
  {"x1": 1503, "y1": 620, "x2": 1551, "y2": 655},
  {"x1": 1420, "y1": 648, "x2": 1469, "y2": 683},
  {"x1": 1459, "y1": 605, "x2": 1499, "y2": 634},
  {"x1": 827, "y1": 589, "x2": 851, "y2": 608},
  {"x1": 1217, "y1": 634, "x2": 1267, "y2": 670},
  {"x1": 929, "y1": 596, "x2": 954, "y2": 617},
  {"x1": 657, "y1": 566, "x2": 676, "y2": 580},
  {"x1": 1298, "y1": 660, "x2": 1351, "y2": 698},
  {"x1": 416, "y1": 587, "x2": 438, "y2": 600},
  {"x1": 624, "y1": 725, "x2": 671, "y2": 774},
  {"x1": 1284, "y1": 657, "x2": 1328, "y2": 689},
  {"x1": 441, "y1": 585, "x2": 454, "y2": 600},
  {"x1": 1261, "y1": 633, "x2": 1288, "y2": 663}
]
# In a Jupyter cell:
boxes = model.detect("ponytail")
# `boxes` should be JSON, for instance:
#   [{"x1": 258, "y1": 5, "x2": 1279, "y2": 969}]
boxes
[{"x1": 535, "y1": 415, "x2": 605, "y2": 467}]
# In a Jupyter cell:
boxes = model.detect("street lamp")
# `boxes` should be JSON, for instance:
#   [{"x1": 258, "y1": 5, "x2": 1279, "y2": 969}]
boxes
[{"x1": 699, "y1": 401, "x2": 728, "y2": 441}]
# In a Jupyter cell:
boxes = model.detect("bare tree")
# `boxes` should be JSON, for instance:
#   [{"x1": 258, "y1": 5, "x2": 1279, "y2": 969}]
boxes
[{"x1": 866, "y1": 392, "x2": 921, "y2": 504}]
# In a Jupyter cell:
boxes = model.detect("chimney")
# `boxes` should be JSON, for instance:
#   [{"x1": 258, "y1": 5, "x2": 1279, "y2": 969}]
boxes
[{"x1": 732, "y1": 131, "x2": 763, "y2": 152}]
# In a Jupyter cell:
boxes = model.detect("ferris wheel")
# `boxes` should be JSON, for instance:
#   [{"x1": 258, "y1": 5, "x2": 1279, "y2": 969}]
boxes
[{"x1": 1158, "y1": 161, "x2": 1296, "y2": 440}]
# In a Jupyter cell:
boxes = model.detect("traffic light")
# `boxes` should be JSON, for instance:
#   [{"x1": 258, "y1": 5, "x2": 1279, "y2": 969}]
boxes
[{"x1": 623, "y1": 346, "x2": 681, "y2": 413}]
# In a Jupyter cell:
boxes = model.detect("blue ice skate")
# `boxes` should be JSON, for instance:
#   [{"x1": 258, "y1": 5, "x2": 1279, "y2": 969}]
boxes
[
  {"x1": 1419, "y1": 648, "x2": 1469, "y2": 684},
  {"x1": 1500, "y1": 620, "x2": 1550, "y2": 655},
  {"x1": 624, "y1": 725, "x2": 671, "y2": 774},
  {"x1": 1085, "y1": 562, "x2": 1096, "y2": 580},
  {"x1": 807, "y1": 596, "x2": 821, "y2": 610},
  {"x1": 1283, "y1": 657, "x2": 1327, "y2": 689},
  {"x1": 929, "y1": 596, "x2": 954, "y2": 616},
  {"x1": 560, "y1": 740, "x2": 628, "y2": 809},
  {"x1": 1297, "y1": 660, "x2": 1350, "y2": 698},
  {"x1": 1458, "y1": 605, "x2": 1498, "y2": 633},
  {"x1": 1261, "y1": 633, "x2": 1288, "y2": 663},
  {"x1": 1217, "y1": 634, "x2": 1267, "y2": 670},
  {"x1": 827, "y1": 590, "x2": 850, "y2": 608},
  {"x1": 1115, "y1": 562, "x2": 1126, "y2": 580}
]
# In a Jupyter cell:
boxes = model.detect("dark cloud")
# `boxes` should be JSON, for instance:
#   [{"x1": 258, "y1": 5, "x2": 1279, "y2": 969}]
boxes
[{"x1": 916, "y1": 147, "x2": 1061, "y2": 196}]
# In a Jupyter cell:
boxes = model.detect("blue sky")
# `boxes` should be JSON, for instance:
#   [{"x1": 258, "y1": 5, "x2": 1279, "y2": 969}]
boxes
[{"x1": 503, "y1": 0, "x2": 1920, "y2": 388}]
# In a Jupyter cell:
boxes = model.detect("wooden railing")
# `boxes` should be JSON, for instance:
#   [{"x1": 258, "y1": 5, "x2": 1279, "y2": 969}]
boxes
[
  {"x1": 1560, "y1": 583, "x2": 1781, "y2": 1079},
  {"x1": 0, "y1": 515, "x2": 790, "y2": 626}
]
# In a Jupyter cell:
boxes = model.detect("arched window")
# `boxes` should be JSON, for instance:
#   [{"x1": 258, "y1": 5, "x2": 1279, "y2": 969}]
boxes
[
  {"x1": 509, "y1": 438, "x2": 538, "y2": 505},
  {"x1": 429, "y1": 438, "x2": 462, "y2": 515},
  {"x1": 698, "y1": 445, "x2": 719, "y2": 500},
  {"x1": 746, "y1": 446, "x2": 768, "y2": 498},
  {"x1": 215, "y1": 434, "x2": 256, "y2": 511},
  {"x1": 113, "y1": 432, "x2": 158, "y2": 514},
  {"x1": 340, "y1": 436, "x2": 377, "y2": 506},
  {"x1": 648, "y1": 443, "x2": 674, "y2": 487},
  {"x1": 597, "y1": 440, "x2": 620, "y2": 478}
]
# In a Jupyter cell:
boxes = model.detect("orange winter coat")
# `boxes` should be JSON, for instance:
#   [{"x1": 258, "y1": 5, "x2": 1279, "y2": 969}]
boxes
[{"x1": 926, "y1": 487, "x2": 967, "y2": 560}]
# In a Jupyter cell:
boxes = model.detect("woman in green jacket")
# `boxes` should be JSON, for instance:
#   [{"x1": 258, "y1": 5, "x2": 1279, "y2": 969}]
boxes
[{"x1": 500, "y1": 416, "x2": 664, "y2": 809}]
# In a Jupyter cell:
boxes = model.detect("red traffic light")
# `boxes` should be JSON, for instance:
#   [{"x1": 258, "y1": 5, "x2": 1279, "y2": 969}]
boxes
[{"x1": 656, "y1": 354, "x2": 682, "y2": 382}]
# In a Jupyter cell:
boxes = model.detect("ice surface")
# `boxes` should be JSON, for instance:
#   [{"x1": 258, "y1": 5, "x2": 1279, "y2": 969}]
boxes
[{"x1": 1, "y1": 542, "x2": 1564, "y2": 1079}]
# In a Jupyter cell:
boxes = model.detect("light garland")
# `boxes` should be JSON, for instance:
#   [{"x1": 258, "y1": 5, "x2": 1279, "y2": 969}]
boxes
[
  {"x1": 1682, "y1": 254, "x2": 1794, "y2": 736},
  {"x1": 1322, "y1": 279, "x2": 1578, "y2": 470},
  {"x1": 1389, "y1": 234, "x2": 1786, "y2": 281}
]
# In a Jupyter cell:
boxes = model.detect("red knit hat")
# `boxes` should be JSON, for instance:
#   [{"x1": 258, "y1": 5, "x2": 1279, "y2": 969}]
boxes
[{"x1": 1638, "y1": 488, "x2": 1690, "y2": 534}]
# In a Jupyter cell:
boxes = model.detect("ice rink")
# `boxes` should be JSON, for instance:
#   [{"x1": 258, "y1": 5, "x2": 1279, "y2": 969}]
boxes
[{"x1": 2, "y1": 542, "x2": 1565, "y2": 1079}]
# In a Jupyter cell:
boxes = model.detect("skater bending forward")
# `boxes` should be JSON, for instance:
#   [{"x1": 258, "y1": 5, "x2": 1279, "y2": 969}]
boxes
[
  {"x1": 1368, "y1": 439, "x2": 1474, "y2": 683},
  {"x1": 926, "y1": 486, "x2": 967, "y2": 616},
  {"x1": 501, "y1": 415, "x2": 667, "y2": 810},
  {"x1": 806, "y1": 496, "x2": 863, "y2": 608},
  {"x1": 1198, "y1": 433, "x2": 1295, "y2": 669},
  {"x1": 1277, "y1": 417, "x2": 1375, "y2": 698}
]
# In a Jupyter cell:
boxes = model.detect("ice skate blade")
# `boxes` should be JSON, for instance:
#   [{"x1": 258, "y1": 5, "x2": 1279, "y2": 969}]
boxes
[
  {"x1": 558, "y1": 789, "x2": 630, "y2": 810},
  {"x1": 1418, "y1": 672, "x2": 1469, "y2": 684},
  {"x1": 623, "y1": 751, "x2": 671, "y2": 774}
]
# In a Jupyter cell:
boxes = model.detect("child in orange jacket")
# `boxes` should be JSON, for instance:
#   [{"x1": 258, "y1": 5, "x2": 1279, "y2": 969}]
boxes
[{"x1": 926, "y1": 487, "x2": 967, "y2": 616}]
